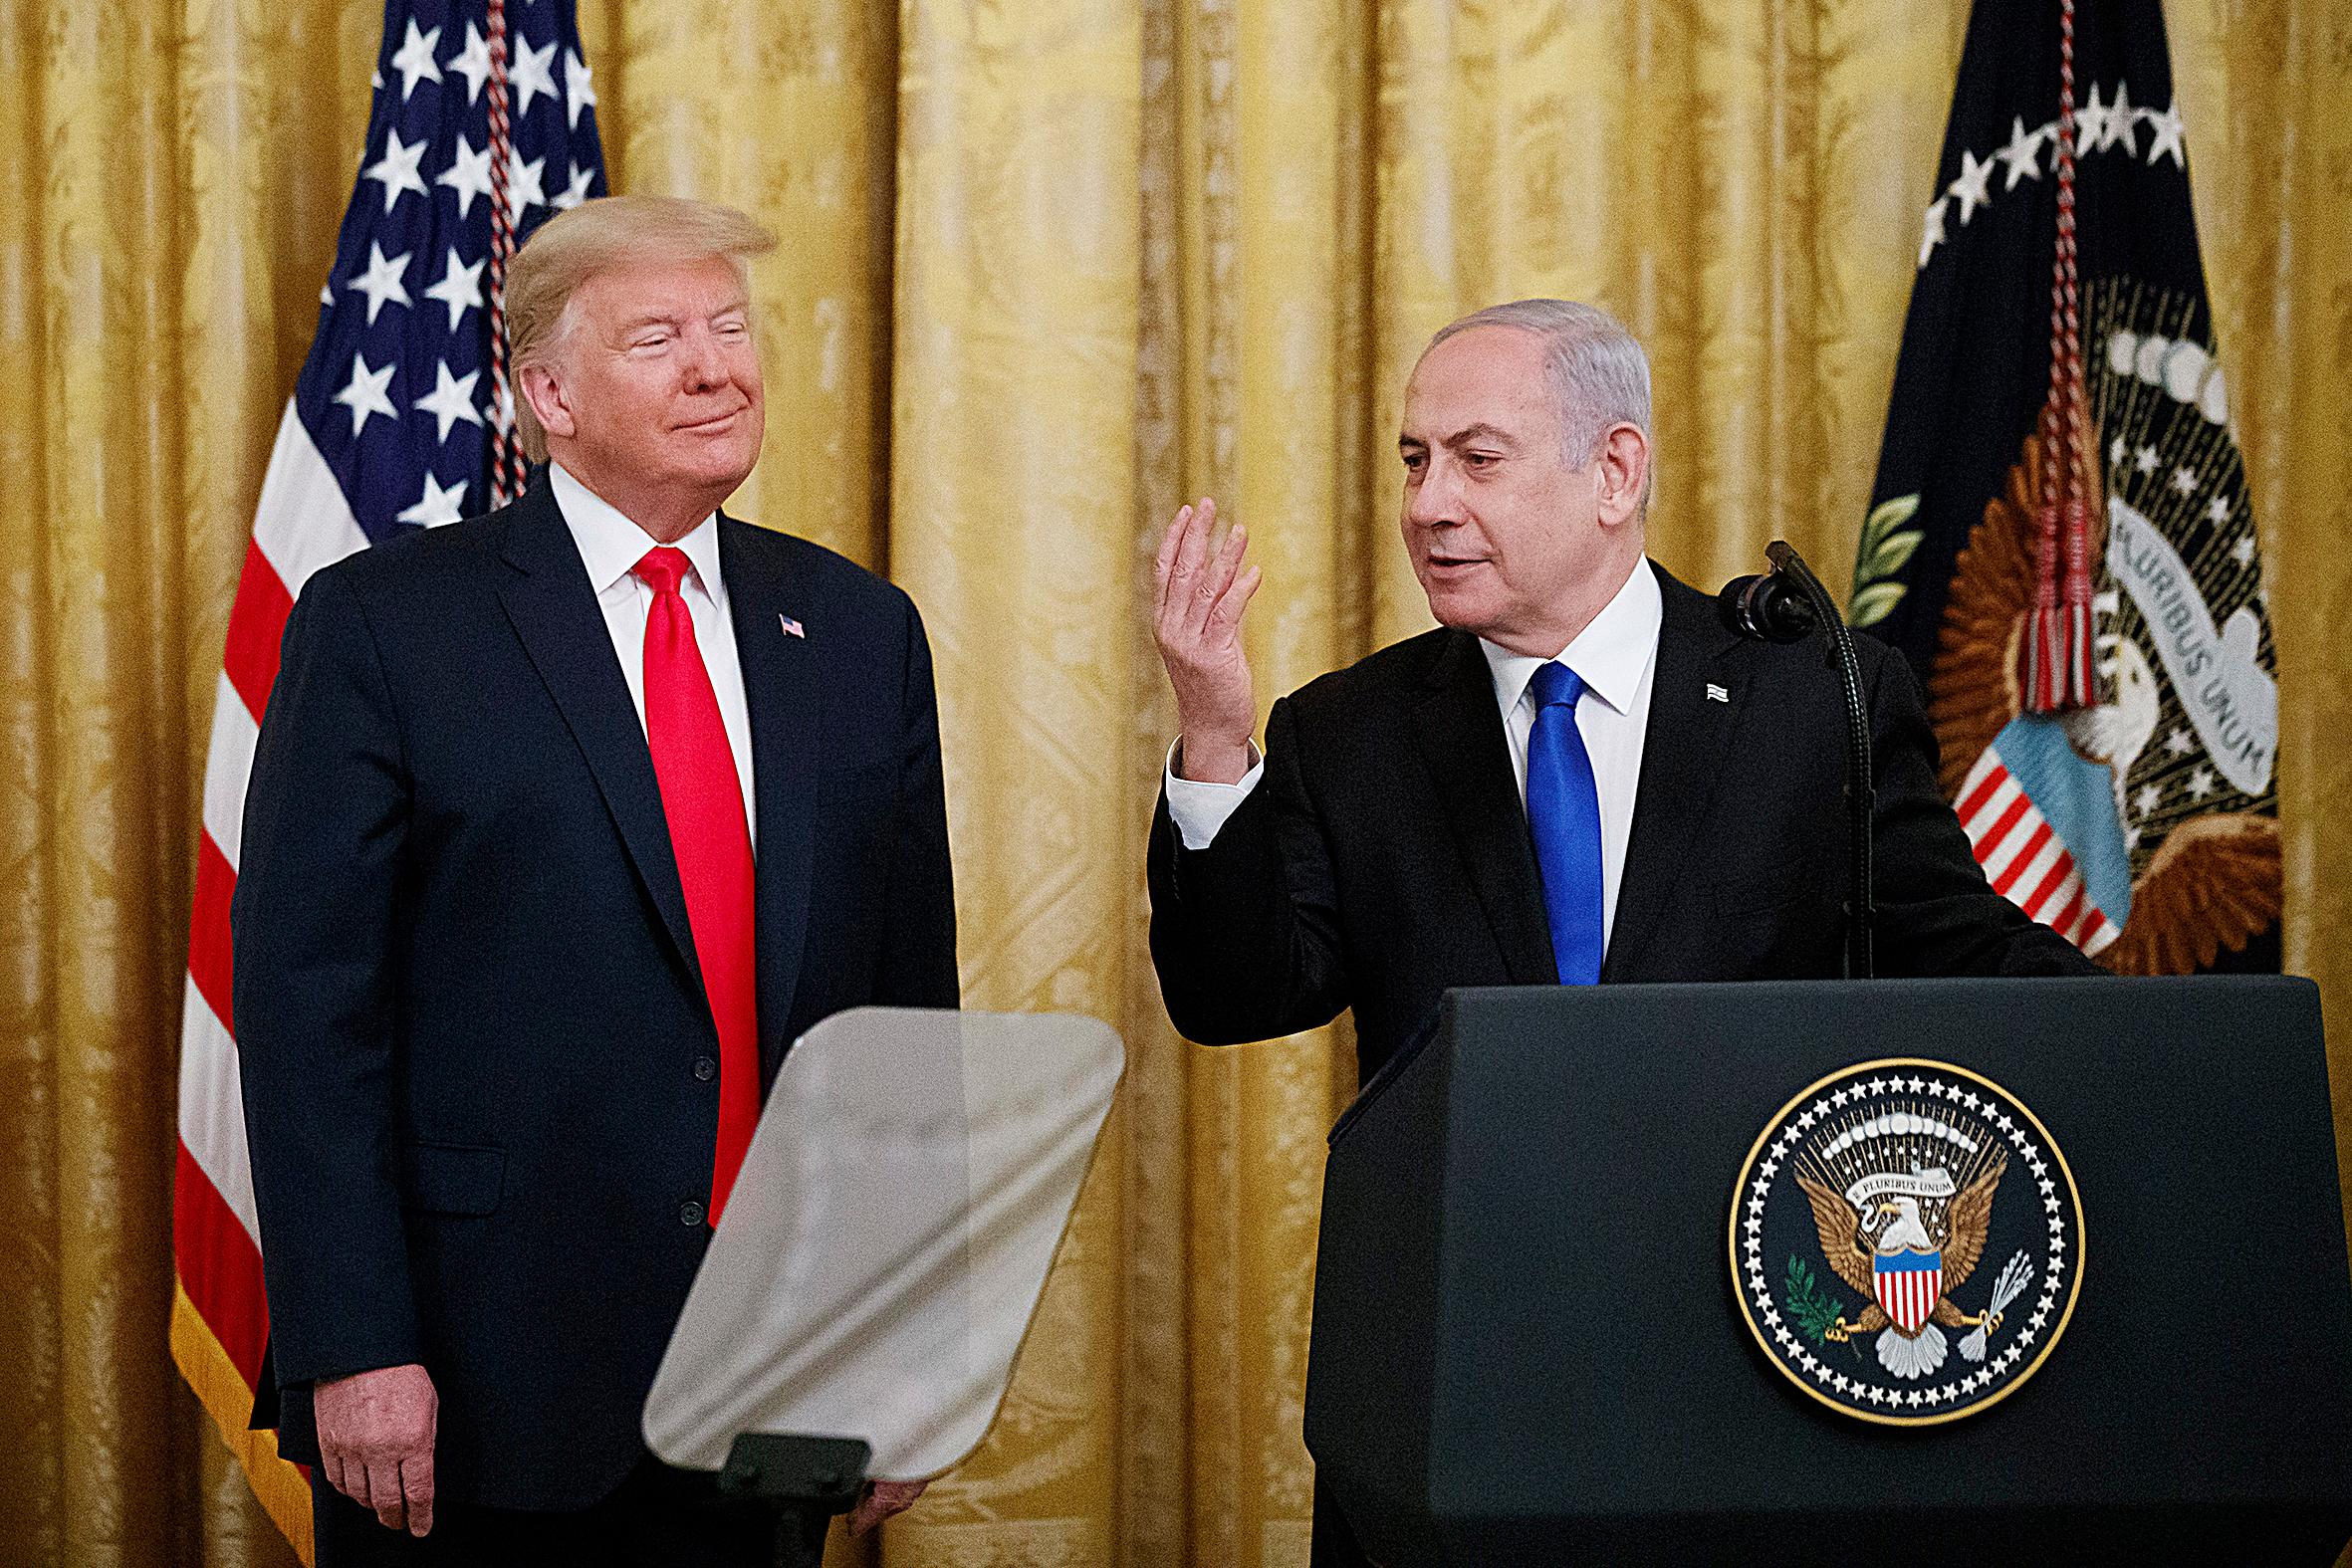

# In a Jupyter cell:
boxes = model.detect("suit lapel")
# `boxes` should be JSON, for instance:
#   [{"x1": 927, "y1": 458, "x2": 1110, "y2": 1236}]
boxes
[
  {"x1": 1409, "y1": 630, "x2": 1558, "y2": 985},
  {"x1": 718, "y1": 517, "x2": 820, "y2": 1069},
  {"x1": 496, "y1": 481, "x2": 701, "y2": 982},
  {"x1": 1601, "y1": 566, "x2": 1751, "y2": 981}
]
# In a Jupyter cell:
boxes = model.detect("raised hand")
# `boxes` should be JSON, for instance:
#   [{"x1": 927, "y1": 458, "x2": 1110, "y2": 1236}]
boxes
[
  {"x1": 1152, "y1": 498, "x2": 1262, "y2": 784},
  {"x1": 315, "y1": 1361, "x2": 438, "y2": 1536}
]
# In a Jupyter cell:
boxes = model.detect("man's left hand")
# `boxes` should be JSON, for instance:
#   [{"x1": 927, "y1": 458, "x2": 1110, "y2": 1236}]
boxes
[{"x1": 846, "y1": 1477, "x2": 927, "y2": 1535}]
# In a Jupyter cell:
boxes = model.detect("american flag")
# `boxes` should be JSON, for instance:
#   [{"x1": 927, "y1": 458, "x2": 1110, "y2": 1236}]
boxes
[{"x1": 169, "y1": 1, "x2": 602, "y2": 1553}]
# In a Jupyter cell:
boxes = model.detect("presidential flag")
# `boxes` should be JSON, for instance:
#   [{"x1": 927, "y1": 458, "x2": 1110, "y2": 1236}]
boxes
[
  {"x1": 169, "y1": 1, "x2": 603, "y2": 1551},
  {"x1": 1853, "y1": 0, "x2": 2279, "y2": 974}
]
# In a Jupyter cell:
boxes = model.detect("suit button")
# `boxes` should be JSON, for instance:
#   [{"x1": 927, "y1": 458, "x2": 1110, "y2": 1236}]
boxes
[
  {"x1": 680, "y1": 1200, "x2": 706, "y2": 1228},
  {"x1": 693, "y1": 1056, "x2": 717, "y2": 1082}
]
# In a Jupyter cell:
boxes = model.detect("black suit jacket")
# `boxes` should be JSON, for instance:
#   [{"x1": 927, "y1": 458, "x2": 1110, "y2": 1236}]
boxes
[
  {"x1": 232, "y1": 478, "x2": 957, "y2": 1510},
  {"x1": 1149, "y1": 564, "x2": 2093, "y2": 1083}
]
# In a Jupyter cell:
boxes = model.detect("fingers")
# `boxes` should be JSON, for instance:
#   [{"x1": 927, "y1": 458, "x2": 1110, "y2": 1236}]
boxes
[
  {"x1": 1158, "y1": 499, "x2": 1222, "y2": 617},
  {"x1": 366, "y1": 1456, "x2": 406, "y2": 1532},
  {"x1": 1189, "y1": 522, "x2": 1246, "y2": 620},
  {"x1": 1152, "y1": 503, "x2": 1194, "y2": 613},
  {"x1": 403, "y1": 1449, "x2": 435, "y2": 1537},
  {"x1": 846, "y1": 1478, "x2": 929, "y2": 1536},
  {"x1": 1210, "y1": 563, "x2": 1263, "y2": 632},
  {"x1": 312, "y1": 1364, "x2": 437, "y2": 1535}
]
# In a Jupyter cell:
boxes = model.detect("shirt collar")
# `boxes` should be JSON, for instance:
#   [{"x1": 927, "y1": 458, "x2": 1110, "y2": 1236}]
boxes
[
  {"x1": 550, "y1": 461, "x2": 725, "y2": 602},
  {"x1": 1481, "y1": 557, "x2": 1663, "y2": 718}
]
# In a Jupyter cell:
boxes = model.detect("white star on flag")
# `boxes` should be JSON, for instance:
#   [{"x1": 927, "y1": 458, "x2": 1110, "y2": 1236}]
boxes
[
  {"x1": 2076, "y1": 85, "x2": 2111, "y2": 150},
  {"x1": 2134, "y1": 784, "x2": 2162, "y2": 815},
  {"x1": 511, "y1": 37, "x2": 560, "y2": 118},
  {"x1": 566, "y1": 48, "x2": 596, "y2": 129},
  {"x1": 2103, "y1": 80, "x2": 2139, "y2": 155},
  {"x1": 2187, "y1": 766, "x2": 2217, "y2": 799},
  {"x1": 2207, "y1": 495, "x2": 2232, "y2": 527},
  {"x1": 414, "y1": 360, "x2": 486, "y2": 442},
  {"x1": 2145, "y1": 100, "x2": 2187, "y2": 167},
  {"x1": 334, "y1": 353, "x2": 399, "y2": 436},
  {"x1": 509, "y1": 148, "x2": 548, "y2": 212},
  {"x1": 446, "y1": 22, "x2": 492, "y2": 104},
  {"x1": 423, "y1": 248, "x2": 485, "y2": 332},
  {"x1": 438, "y1": 135, "x2": 495, "y2": 220},
  {"x1": 396, "y1": 471, "x2": 470, "y2": 528},
  {"x1": 363, "y1": 126, "x2": 430, "y2": 212},
  {"x1": 1919, "y1": 196, "x2": 1949, "y2": 268},
  {"x1": 555, "y1": 163, "x2": 596, "y2": 211},
  {"x1": 2164, "y1": 728, "x2": 2194, "y2": 756},
  {"x1": 2171, "y1": 465, "x2": 2199, "y2": 496},
  {"x1": 1997, "y1": 115, "x2": 2043, "y2": 189},
  {"x1": 1951, "y1": 148, "x2": 1995, "y2": 224},
  {"x1": 2135, "y1": 444, "x2": 2159, "y2": 474},
  {"x1": 346, "y1": 241, "x2": 413, "y2": 325},
  {"x1": 388, "y1": 19, "x2": 443, "y2": 101},
  {"x1": 2232, "y1": 535, "x2": 2256, "y2": 566}
]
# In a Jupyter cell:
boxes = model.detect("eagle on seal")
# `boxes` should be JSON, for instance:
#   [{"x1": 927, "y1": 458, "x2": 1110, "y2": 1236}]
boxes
[{"x1": 1797, "y1": 1154, "x2": 2007, "y2": 1380}]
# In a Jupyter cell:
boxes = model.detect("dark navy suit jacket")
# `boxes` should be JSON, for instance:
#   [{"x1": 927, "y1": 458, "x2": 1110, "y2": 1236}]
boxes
[
  {"x1": 232, "y1": 477, "x2": 957, "y2": 1510},
  {"x1": 1148, "y1": 563, "x2": 2095, "y2": 1084}
]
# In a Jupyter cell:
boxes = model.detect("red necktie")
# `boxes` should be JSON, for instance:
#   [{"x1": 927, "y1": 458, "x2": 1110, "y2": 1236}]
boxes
[{"x1": 632, "y1": 546, "x2": 758, "y2": 1224}]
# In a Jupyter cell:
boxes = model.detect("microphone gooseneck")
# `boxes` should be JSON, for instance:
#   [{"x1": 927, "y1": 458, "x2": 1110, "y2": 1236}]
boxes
[{"x1": 1721, "y1": 544, "x2": 1876, "y2": 979}]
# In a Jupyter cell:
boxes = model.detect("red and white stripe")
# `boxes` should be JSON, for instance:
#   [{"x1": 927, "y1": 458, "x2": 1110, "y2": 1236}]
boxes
[
  {"x1": 170, "y1": 405, "x2": 368, "y2": 1557},
  {"x1": 1954, "y1": 747, "x2": 2121, "y2": 956},
  {"x1": 1874, "y1": 1262, "x2": 1944, "y2": 1335}
]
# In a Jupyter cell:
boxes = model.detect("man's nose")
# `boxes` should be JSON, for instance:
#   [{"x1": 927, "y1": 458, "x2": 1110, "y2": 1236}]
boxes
[
  {"x1": 676, "y1": 328, "x2": 724, "y2": 391},
  {"x1": 1407, "y1": 460, "x2": 1460, "y2": 529}
]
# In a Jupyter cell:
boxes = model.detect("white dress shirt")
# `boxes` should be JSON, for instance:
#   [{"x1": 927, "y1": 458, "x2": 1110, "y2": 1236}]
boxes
[
  {"x1": 1164, "y1": 558, "x2": 1662, "y2": 947},
  {"x1": 551, "y1": 462, "x2": 757, "y2": 844}
]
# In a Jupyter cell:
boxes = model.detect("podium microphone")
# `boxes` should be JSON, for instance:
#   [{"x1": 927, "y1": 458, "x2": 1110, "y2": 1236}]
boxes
[
  {"x1": 1717, "y1": 570, "x2": 1816, "y2": 643},
  {"x1": 1718, "y1": 543, "x2": 1875, "y2": 979}
]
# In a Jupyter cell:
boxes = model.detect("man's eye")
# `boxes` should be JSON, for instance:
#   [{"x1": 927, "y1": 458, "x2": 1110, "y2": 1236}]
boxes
[
  {"x1": 716, "y1": 321, "x2": 748, "y2": 337},
  {"x1": 631, "y1": 335, "x2": 670, "y2": 351},
  {"x1": 1401, "y1": 452, "x2": 1426, "y2": 472},
  {"x1": 1464, "y1": 452, "x2": 1497, "y2": 468}
]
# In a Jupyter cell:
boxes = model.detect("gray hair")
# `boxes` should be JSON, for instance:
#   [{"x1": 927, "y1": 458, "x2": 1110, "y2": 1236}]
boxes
[{"x1": 1426, "y1": 300, "x2": 1652, "y2": 468}]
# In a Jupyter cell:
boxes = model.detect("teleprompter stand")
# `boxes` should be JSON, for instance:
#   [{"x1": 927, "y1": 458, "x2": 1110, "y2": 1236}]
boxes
[{"x1": 715, "y1": 1434, "x2": 871, "y2": 1568}]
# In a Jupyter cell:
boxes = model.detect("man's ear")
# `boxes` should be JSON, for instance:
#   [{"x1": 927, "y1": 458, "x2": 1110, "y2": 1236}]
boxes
[
  {"x1": 518, "y1": 362, "x2": 574, "y2": 442},
  {"x1": 1593, "y1": 422, "x2": 1650, "y2": 527}
]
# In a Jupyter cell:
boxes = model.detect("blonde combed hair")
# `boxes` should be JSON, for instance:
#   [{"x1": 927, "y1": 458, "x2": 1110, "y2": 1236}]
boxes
[{"x1": 506, "y1": 194, "x2": 778, "y2": 461}]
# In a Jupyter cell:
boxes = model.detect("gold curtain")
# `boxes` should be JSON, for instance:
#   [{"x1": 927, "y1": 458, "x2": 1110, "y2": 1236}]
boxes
[{"x1": 2, "y1": 0, "x2": 2346, "y2": 1563}]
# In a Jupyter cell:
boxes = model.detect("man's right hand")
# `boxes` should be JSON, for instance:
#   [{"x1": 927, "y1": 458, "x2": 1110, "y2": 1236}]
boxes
[
  {"x1": 1152, "y1": 498, "x2": 1262, "y2": 784},
  {"x1": 315, "y1": 1362, "x2": 438, "y2": 1536}
]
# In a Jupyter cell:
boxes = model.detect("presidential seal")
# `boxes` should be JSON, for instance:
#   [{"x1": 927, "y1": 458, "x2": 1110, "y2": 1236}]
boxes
[{"x1": 1730, "y1": 1059, "x2": 2083, "y2": 1425}]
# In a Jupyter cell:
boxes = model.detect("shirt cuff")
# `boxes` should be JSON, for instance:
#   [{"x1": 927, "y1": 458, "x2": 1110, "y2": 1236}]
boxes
[{"x1": 1163, "y1": 740, "x2": 1266, "y2": 850}]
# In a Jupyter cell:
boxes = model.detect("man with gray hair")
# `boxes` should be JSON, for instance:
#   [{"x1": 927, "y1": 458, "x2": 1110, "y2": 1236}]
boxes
[
  {"x1": 235, "y1": 194, "x2": 952, "y2": 1560},
  {"x1": 1144, "y1": 300, "x2": 2092, "y2": 1558}
]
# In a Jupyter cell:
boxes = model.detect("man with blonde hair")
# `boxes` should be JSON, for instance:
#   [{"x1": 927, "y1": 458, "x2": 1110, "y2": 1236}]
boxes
[
  {"x1": 236, "y1": 194, "x2": 954, "y2": 1561},
  {"x1": 1144, "y1": 300, "x2": 2094, "y2": 1562}
]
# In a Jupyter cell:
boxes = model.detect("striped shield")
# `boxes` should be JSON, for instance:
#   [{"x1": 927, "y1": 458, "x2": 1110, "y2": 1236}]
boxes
[{"x1": 1874, "y1": 1248, "x2": 1944, "y2": 1334}]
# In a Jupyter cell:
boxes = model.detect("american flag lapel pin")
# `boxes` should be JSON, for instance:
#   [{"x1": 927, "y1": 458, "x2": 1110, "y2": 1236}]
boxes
[
  {"x1": 779, "y1": 613, "x2": 805, "y2": 639},
  {"x1": 1706, "y1": 683, "x2": 1730, "y2": 703}
]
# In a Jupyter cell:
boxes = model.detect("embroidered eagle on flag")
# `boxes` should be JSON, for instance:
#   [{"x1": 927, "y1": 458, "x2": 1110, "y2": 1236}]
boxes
[{"x1": 1798, "y1": 1155, "x2": 2007, "y2": 1381}]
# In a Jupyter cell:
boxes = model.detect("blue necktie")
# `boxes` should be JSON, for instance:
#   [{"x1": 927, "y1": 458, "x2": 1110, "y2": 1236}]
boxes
[{"x1": 1527, "y1": 661, "x2": 1605, "y2": 985}]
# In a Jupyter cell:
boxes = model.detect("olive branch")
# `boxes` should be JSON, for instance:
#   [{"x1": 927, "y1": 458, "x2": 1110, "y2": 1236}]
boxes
[
  {"x1": 1784, "y1": 1253, "x2": 1846, "y2": 1346},
  {"x1": 1848, "y1": 493, "x2": 1924, "y2": 628}
]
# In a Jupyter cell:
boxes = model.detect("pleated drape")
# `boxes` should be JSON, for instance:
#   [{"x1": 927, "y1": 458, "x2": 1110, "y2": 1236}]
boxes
[{"x1": 3, "y1": 2, "x2": 2347, "y2": 1564}]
